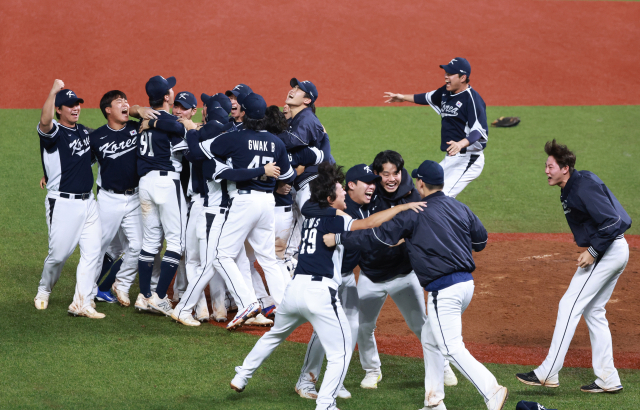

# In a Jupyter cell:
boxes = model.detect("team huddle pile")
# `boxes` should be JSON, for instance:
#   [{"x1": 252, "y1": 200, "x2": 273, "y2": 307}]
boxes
[{"x1": 32, "y1": 57, "x2": 632, "y2": 410}]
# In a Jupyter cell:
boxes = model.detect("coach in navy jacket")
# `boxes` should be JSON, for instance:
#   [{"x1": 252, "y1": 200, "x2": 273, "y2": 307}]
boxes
[{"x1": 338, "y1": 161, "x2": 487, "y2": 289}]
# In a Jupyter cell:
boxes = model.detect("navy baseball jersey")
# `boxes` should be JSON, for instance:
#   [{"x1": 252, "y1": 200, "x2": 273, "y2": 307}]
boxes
[
  {"x1": 137, "y1": 110, "x2": 187, "y2": 176},
  {"x1": 561, "y1": 170, "x2": 632, "y2": 257},
  {"x1": 341, "y1": 194, "x2": 369, "y2": 274},
  {"x1": 414, "y1": 85, "x2": 488, "y2": 153},
  {"x1": 90, "y1": 121, "x2": 140, "y2": 191},
  {"x1": 38, "y1": 121, "x2": 94, "y2": 194},
  {"x1": 198, "y1": 129, "x2": 295, "y2": 192},
  {"x1": 202, "y1": 157, "x2": 271, "y2": 208}
]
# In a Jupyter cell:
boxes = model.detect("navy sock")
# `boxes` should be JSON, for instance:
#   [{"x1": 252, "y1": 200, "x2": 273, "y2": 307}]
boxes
[
  {"x1": 155, "y1": 251, "x2": 181, "y2": 299},
  {"x1": 97, "y1": 254, "x2": 115, "y2": 284},
  {"x1": 138, "y1": 250, "x2": 156, "y2": 298},
  {"x1": 98, "y1": 258, "x2": 123, "y2": 292}
]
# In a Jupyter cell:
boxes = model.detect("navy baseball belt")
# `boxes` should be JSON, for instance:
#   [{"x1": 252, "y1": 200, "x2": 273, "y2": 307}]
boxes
[
  {"x1": 60, "y1": 192, "x2": 91, "y2": 200},
  {"x1": 237, "y1": 189, "x2": 273, "y2": 195},
  {"x1": 98, "y1": 186, "x2": 139, "y2": 196}
]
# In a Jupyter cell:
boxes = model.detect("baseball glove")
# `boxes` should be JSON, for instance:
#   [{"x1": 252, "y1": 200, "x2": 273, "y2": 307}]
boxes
[{"x1": 491, "y1": 116, "x2": 520, "y2": 127}]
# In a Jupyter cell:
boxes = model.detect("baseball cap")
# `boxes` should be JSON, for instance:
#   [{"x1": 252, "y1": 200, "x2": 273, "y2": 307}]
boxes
[
  {"x1": 290, "y1": 78, "x2": 318, "y2": 103},
  {"x1": 439, "y1": 57, "x2": 471, "y2": 77},
  {"x1": 174, "y1": 91, "x2": 197, "y2": 109},
  {"x1": 206, "y1": 101, "x2": 230, "y2": 124},
  {"x1": 346, "y1": 164, "x2": 381, "y2": 184},
  {"x1": 237, "y1": 92, "x2": 267, "y2": 120},
  {"x1": 411, "y1": 160, "x2": 444, "y2": 185},
  {"x1": 202, "y1": 93, "x2": 232, "y2": 114},
  {"x1": 55, "y1": 89, "x2": 84, "y2": 107},
  {"x1": 225, "y1": 84, "x2": 253, "y2": 98},
  {"x1": 145, "y1": 75, "x2": 176, "y2": 100}
]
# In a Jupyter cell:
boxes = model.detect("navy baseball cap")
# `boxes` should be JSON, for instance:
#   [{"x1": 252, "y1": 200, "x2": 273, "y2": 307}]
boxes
[
  {"x1": 516, "y1": 401, "x2": 557, "y2": 410},
  {"x1": 411, "y1": 160, "x2": 444, "y2": 185},
  {"x1": 439, "y1": 57, "x2": 471, "y2": 77},
  {"x1": 346, "y1": 164, "x2": 381, "y2": 184},
  {"x1": 206, "y1": 101, "x2": 230, "y2": 124},
  {"x1": 55, "y1": 89, "x2": 84, "y2": 107},
  {"x1": 237, "y1": 92, "x2": 267, "y2": 120},
  {"x1": 145, "y1": 75, "x2": 176, "y2": 100},
  {"x1": 202, "y1": 93, "x2": 232, "y2": 114},
  {"x1": 225, "y1": 84, "x2": 253, "y2": 98},
  {"x1": 174, "y1": 91, "x2": 197, "y2": 109},
  {"x1": 290, "y1": 78, "x2": 318, "y2": 103}
]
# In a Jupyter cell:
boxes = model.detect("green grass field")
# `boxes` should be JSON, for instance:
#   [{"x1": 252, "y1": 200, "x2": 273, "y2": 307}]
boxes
[{"x1": 1, "y1": 106, "x2": 639, "y2": 409}]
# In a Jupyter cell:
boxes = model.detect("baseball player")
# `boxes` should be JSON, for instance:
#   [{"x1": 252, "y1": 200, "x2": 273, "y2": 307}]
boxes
[
  {"x1": 516, "y1": 140, "x2": 631, "y2": 394},
  {"x1": 353, "y1": 150, "x2": 457, "y2": 389},
  {"x1": 384, "y1": 57, "x2": 488, "y2": 198},
  {"x1": 230, "y1": 162, "x2": 426, "y2": 410},
  {"x1": 88, "y1": 90, "x2": 143, "y2": 307},
  {"x1": 326, "y1": 160, "x2": 508, "y2": 410},
  {"x1": 225, "y1": 84, "x2": 252, "y2": 130},
  {"x1": 134, "y1": 75, "x2": 188, "y2": 317},
  {"x1": 34, "y1": 80, "x2": 104, "y2": 319}
]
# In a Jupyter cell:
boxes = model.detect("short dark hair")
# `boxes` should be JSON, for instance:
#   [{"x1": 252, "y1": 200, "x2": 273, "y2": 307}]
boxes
[
  {"x1": 149, "y1": 91, "x2": 170, "y2": 109},
  {"x1": 262, "y1": 105, "x2": 289, "y2": 134},
  {"x1": 423, "y1": 182, "x2": 444, "y2": 191},
  {"x1": 100, "y1": 90, "x2": 127, "y2": 119},
  {"x1": 55, "y1": 109, "x2": 60, "y2": 120},
  {"x1": 544, "y1": 139, "x2": 576, "y2": 172},
  {"x1": 304, "y1": 92, "x2": 316, "y2": 114},
  {"x1": 310, "y1": 162, "x2": 345, "y2": 208},
  {"x1": 372, "y1": 150, "x2": 404, "y2": 173}
]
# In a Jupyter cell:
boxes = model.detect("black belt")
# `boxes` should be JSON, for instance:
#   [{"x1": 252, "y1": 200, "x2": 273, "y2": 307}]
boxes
[
  {"x1": 284, "y1": 206, "x2": 292, "y2": 212},
  {"x1": 160, "y1": 171, "x2": 168, "y2": 176},
  {"x1": 60, "y1": 193, "x2": 91, "y2": 200},
  {"x1": 206, "y1": 208, "x2": 227, "y2": 215},
  {"x1": 293, "y1": 273, "x2": 324, "y2": 281},
  {"x1": 99, "y1": 186, "x2": 138, "y2": 196},
  {"x1": 238, "y1": 189, "x2": 273, "y2": 195}
]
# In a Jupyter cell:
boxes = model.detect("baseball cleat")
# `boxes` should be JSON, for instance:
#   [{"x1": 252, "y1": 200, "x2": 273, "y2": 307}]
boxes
[
  {"x1": 226, "y1": 302, "x2": 260, "y2": 331},
  {"x1": 360, "y1": 369, "x2": 382, "y2": 389},
  {"x1": 419, "y1": 402, "x2": 447, "y2": 410},
  {"x1": 134, "y1": 293, "x2": 150, "y2": 311},
  {"x1": 96, "y1": 289, "x2": 117, "y2": 303},
  {"x1": 486, "y1": 386, "x2": 508, "y2": 410},
  {"x1": 337, "y1": 385, "x2": 351, "y2": 399},
  {"x1": 230, "y1": 374, "x2": 247, "y2": 392},
  {"x1": 111, "y1": 285, "x2": 130, "y2": 307},
  {"x1": 195, "y1": 301, "x2": 210, "y2": 322},
  {"x1": 171, "y1": 311, "x2": 201, "y2": 327},
  {"x1": 443, "y1": 363, "x2": 458, "y2": 387},
  {"x1": 211, "y1": 313, "x2": 228, "y2": 323},
  {"x1": 68, "y1": 305, "x2": 106, "y2": 319},
  {"x1": 262, "y1": 304, "x2": 277, "y2": 319},
  {"x1": 34, "y1": 293, "x2": 49, "y2": 310},
  {"x1": 580, "y1": 382, "x2": 623, "y2": 394},
  {"x1": 295, "y1": 383, "x2": 318, "y2": 399},
  {"x1": 244, "y1": 313, "x2": 273, "y2": 327},
  {"x1": 147, "y1": 292, "x2": 174, "y2": 317},
  {"x1": 515, "y1": 371, "x2": 559, "y2": 388}
]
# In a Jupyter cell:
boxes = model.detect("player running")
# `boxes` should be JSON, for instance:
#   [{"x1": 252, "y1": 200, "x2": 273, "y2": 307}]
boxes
[
  {"x1": 384, "y1": 57, "x2": 488, "y2": 198},
  {"x1": 516, "y1": 140, "x2": 631, "y2": 394},
  {"x1": 230, "y1": 162, "x2": 426, "y2": 410}
]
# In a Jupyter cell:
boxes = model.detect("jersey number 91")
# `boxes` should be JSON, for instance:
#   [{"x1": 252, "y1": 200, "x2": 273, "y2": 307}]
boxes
[{"x1": 139, "y1": 131, "x2": 155, "y2": 157}]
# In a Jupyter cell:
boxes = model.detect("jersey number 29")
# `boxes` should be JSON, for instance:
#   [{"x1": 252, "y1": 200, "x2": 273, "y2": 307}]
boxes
[
  {"x1": 299, "y1": 228, "x2": 317, "y2": 254},
  {"x1": 139, "y1": 131, "x2": 155, "y2": 157}
]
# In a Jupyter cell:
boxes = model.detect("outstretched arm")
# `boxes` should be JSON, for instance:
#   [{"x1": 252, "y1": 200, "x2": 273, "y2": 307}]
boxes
[
  {"x1": 40, "y1": 80, "x2": 65, "y2": 134},
  {"x1": 383, "y1": 93, "x2": 416, "y2": 104},
  {"x1": 326, "y1": 210, "x2": 417, "y2": 249},
  {"x1": 350, "y1": 201, "x2": 425, "y2": 231}
]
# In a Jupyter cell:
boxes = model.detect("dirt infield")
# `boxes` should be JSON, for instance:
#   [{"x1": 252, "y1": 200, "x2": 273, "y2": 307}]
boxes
[
  {"x1": 2, "y1": 0, "x2": 639, "y2": 108},
  {"x1": 202, "y1": 234, "x2": 640, "y2": 369}
]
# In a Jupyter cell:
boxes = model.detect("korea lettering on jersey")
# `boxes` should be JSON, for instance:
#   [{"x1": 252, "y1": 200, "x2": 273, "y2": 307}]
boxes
[{"x1": 90, "y1": 121, "x2": 140, "y2": 191}]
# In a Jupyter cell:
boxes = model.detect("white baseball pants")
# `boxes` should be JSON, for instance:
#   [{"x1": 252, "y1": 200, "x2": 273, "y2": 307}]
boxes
[
  {"x1": 423, "y1": 280, "x2": 501, "y2": 407},
  {"x1": 440, "y1": 151, "x2": 484, "y2": 198},
  {"x1": 299, "y1": 271, "x2": 359, "y2": 385},
  {"x1": 235, "y1": 275, "x2": 352, "y2": 410},
  {"x1": 285, "y1": 184, "x2": 311, "y2": 259},
  {"x1": 181, "y1": 195, "x2": 206, "y2": 309},
  {"x1": 39, "y1": 192, "x2": 102, "y2": 310},
  {"x1": 357, "y1": 271, "x2": 427, "y2": 371},
  {"x1": 212, "y1": 192, "x2": 285, "y2": 310},
  {"x1": 245, "y1": 242, "x2": 278, "y2": 308},
  {"x1": 534, "y1": 237, "x2": 629, "y2": 389}
]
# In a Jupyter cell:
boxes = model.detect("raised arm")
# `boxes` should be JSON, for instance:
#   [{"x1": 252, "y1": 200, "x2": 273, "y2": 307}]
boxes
[
  {"x1": 331, "y1": 210, "x2": 417, "y2": 250},
  {"x1": 40, "y1": 80, "x2": 65, "y2": 133},
  {"x1": 350, "y1": 201, "x2": 426, "y2": 231}
]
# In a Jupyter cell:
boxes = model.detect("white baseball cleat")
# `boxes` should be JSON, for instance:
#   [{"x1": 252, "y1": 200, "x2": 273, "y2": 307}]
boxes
[
  {"x1": 486, "y1": 386, "x2": 508, "y2": 410},
  {"x1": 443, "y1": 363, "x2": 458, "y2": 387},
  {"x1": 337, "y1": 385, "x2": 352, "y2": 399},
  {"x1": 361, "y1": 369, "x2": 382, "y2": 389},
  {"x1": 226, "y1": 302, "x2": 260, "y2": 331},
  {"x1": 112, "y1": 283, "x2": 130, "y2": 307},
  {"x1": 195, "y1": 302, "x2": 210, "y2": 322},
  {"x1": 419, "y1": 402, "x2": 447, "y2": 410},
  {"x1": 230, "y1": 374, "x2": 247, "y2": 392},
  {"x1": 295, "y1": 383, "x2": 318, "y2": 399},
  {"x1": 68, "y1": 305, "x2": 106, "y2": 319},
  {"x1": 34, "y1": 292, "x2": 49, "y2": 310},
  {"x1": 244, "y1": 313, "x2": 273, "y2": 327},
  {"x1": 171, "y1": 311, "x2": 201, "y2": 327},
  {"x1": 147, "y1": 292, "x2": 174, "y2": 317},
  {"x1": 134, "y1": 293, "x2": 150, "y2": 311}
]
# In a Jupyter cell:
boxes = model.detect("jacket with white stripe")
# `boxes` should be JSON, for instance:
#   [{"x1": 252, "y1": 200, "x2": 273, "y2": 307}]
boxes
[
  {"x1": 339, "y1": 191, "x2": 487, "y2": 288},
  {"x1": 561, "y1": 170, "x2": 631, "y2": 257},
  {"x1": 414, "y1": 85, "x2": 488, "y2": 153}
]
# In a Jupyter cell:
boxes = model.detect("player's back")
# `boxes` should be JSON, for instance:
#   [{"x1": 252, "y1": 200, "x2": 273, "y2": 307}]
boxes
[{"x1": 137, "y1": 111, "x2": 186, "y2": 176}]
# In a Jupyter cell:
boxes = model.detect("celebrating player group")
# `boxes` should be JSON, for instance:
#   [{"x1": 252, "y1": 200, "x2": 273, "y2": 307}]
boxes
[{"x1": 33, "y1": 57, "x2": 631, "y2": 410}]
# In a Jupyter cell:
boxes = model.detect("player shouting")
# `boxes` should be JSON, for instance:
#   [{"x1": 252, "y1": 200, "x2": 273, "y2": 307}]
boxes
[
  {"x1": 384, "y1": 57, "x2": 488, "y2": 198},
  {"x1": 516, "y1": 140, "x2": 631, "y2": 394}
]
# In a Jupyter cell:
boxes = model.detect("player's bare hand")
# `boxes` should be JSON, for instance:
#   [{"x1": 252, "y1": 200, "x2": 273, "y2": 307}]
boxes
[
  {"x1": 275, "y1": 181, "x2": 291, "y2": 195},
  {"x1": 178, "y1": 118, "x2": 198, "y2": 131},
  {"x1": 577, "y1": 250, "x2": 595, "y2": 268},
  {"x1": 138, "y1": 107, "x2": 160, "y2": 120},
  {"x1": 139, "y1": 120, "x2": 151, "y2": 132},
  {"x1": 446, "y1": 139, "x2": 470, "y2": 156},
  {"x1": 39, "y1": 176, "x2": 46, "y2": 189},
  {"x1": 391, "y1": 238, "x2": 405, "y2": 247},
  {"x1": 51, "y1": 79, "x2": 65, "y2": 95},
  {"x1": 402, "y1": 201, "x2": 427, "y2": 213},
  {"x1": 323, "y1": 233, "x2": 337, "y2": 247},
  {"x1": 283, "y1": 104, "x2": 291, "y2": 120},
  {"x1": 384, "y1": 92, "x2": 405, "y2": 103},
  {"x1": 263, "y1": 162, "x2": 281, "y2": 178}
]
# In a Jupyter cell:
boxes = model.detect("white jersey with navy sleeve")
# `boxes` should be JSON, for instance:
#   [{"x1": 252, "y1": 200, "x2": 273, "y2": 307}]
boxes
[{"x1": 137, "y1": 111, "x2": 187, "y2": 176}]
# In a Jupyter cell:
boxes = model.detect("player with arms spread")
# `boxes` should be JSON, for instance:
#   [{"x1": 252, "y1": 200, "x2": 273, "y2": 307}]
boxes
[
  {"x1": 229, "y1": 162, "x2": 426, "y2": 410},
  {"x1": 384, "y1": 58, "x2": 488, "y2": 198}
]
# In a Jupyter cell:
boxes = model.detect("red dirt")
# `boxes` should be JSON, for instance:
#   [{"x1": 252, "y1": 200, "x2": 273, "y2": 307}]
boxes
[
  {"x1": 2, "y1": 0, "x2": 639, "y2": 109},
  {"x1": 204, "y1": 234, "x2": 640, "y2": 369}
]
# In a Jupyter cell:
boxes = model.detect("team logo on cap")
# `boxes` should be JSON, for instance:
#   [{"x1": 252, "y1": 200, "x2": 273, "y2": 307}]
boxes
[
  {"x1": 364, "y1": 165, "x2": 371, "y2": 173},
  {"x1": 66, "y1": 90, "x2": 75, "y2": 97},
  {"x1": 178, "y1": 93, "x2": 188, "y2": 99},
  {"x1": 449, "y1": 58, "x2": 457, "y2": 64}
]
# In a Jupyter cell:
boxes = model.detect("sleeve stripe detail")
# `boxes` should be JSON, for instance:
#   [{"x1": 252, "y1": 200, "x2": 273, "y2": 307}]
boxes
[
  {"x1": 425, "y1": 91, "x2": 441, "y2": 115},
  {"x1": 285, "y1": 130, "x2": 308, "y2": 146},
  {"x1": 472, "y1": 239, "x2": 488, "y2": 245},
  {"x1": 372, "y1": 228, "x2": 394, "y2": 246},
  {"x1": 279, "y1": 166, "x2": 295, "y2": 180},
  {"x1": 467, "y1": 89, "x2": 488, "y2": 139},
  {"x1": 335, "y1": 233, "x2": 341, "y2": 245},
  {"x1": 597, "y1": 215, "x2": 621, "y2": 231},
  {"x1": 199, "y1": 141, "x2": 213, "y2": 159},
  {"x1": 345, "y1": 218, "x2": 354, "y2": 231},
  {"x1": 37, "y1": 123, "x2": 59, "y2": 138},
  {"x1": 588, "y1": 247, "x2": 599, "y2": 258}
]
